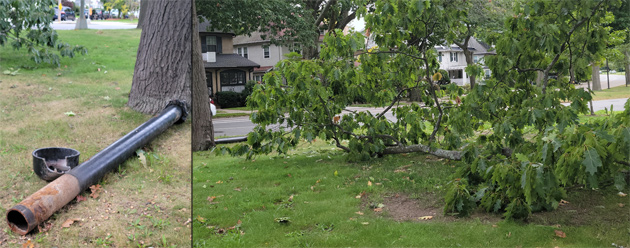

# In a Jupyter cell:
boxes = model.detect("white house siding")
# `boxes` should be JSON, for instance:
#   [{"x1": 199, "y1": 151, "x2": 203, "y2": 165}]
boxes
[
  {"x1": 438, "y1": 51, "x2": 469, "y2": 86},
  {"x1": 234, "y1": 43, "x2": 285, "y2": 67}
]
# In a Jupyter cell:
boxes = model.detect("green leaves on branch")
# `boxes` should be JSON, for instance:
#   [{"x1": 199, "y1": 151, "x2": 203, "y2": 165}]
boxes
[{"x1": 0, "y1": 0, "x2": 87, "y2": 66}]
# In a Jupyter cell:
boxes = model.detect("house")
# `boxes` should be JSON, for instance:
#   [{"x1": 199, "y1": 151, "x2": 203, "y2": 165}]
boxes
[
  {"x1": 232, "y1": 31, "x2": 325, "y2": 81},
  {"x1": 435, "y1": 37, "x2": 495, "y2": 85},
  {"x1": 198, "y1": 22, "x2": 260, "y2": 95}
]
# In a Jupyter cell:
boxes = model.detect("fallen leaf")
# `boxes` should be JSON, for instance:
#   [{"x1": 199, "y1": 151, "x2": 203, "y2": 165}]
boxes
[
  {"x1": 355, "y1": 211, "x2": 364, "y2": 215},
  {"x1": 559, "y1": 199, "x2": 570, "y2": 206},
  {"x1": 368, "y1": 181, "x2": 373, "y2": 187},
  {"x1": 355, "y1": 194, "x2": 362, "y2": 199},
  {"x1": 136, "y1": 149, "x2": 147, "y2": 168},
  {"x1": 334, "y1": 170, "x2": 338, "y2": 177},
  {"x1": 21, "y1": 240, "x2": 34, "y2": 248},
  {"x1": 76, "y1": 195, "x2": 87, "y2": 202},
  {"x1": 373, "y1": 208, "x2": 382, "y2": 212},
  {"x1": 61, "y1": 218, "x2": 81, "y2": 228},
  {"x1": 492, "y1": 224, "x2": 498, "y2": 228},
  {"x1": 506, "y1": 232, "x2": 511, "y2": 238},
  {"x1": 287, "y1": 173, "x2": 292, "y2": 177},
  {"x1": 288, "y1": 195, "x2": 294, "y2": 202},
  {"x1": 234, "y1": 187, "x2": 242, "y2": 192},
  {"x1": 196, "y1": 215, "x2": 206, "y2": 223},
  {"x1": 618, "y1": 192, "x2": 627, "y2": 197},
  {"x1": 64, "y1": 111, "x2": 76, "y2": 117},
  {"x1": 361, "y1": 222, "x2": 369, "y2": 225},
  {"x1": 618, "y1": 203, "x2": 625, "y2": 207},
  {"x1": 216, "y1": 180, "x2": 223, "y2": 184},
  {"x1": 418, "y1": 216, "x2": 433, "y2": 220},
  {"x1": 184, "y1": 218, "x2": 192, "y2": 225},
  {"x1": 89, "y1": 184, "x2": 102, "y2": 199},
  {"x1": 98, "y1": 68, "x2": 101, "y2": 71},
  {"x1": 207, "y1": 196, "x2": 216, "y2": 203},
  {"x1": 554, "y1": 230, "x2": 566, "y2": 238}
]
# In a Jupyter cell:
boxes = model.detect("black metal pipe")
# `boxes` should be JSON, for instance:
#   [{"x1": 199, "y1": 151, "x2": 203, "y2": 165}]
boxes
[
  {"x1": 6, "y1": 100, "x2": 189, "y2": 235},
  {"x1": 215, "y1": 136, "x2": 248, "y2": 144}
]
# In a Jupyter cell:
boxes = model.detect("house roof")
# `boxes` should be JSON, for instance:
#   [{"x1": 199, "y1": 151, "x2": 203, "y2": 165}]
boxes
[
  {"x1": 204, "y1": 54, "x2": 261, "y2": 69},
  {"x1": 253, "y1": 66, "x2": 274, "y2": 73},
  {"x1": 435, "y1": 37, "x2": 496, "y2": 55}
]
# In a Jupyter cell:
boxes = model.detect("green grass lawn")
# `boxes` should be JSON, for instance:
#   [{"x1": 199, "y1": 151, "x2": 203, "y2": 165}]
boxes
[
  {"x1": 92, "y1": 18, "x2": 138, "y2": 24},
  {"x1": 193, "y1": 141, "x2": 629, "y2": 247},
  {"x1": 591, "y1": 85, "x2": 630, "y2": 101},
  {"x1": 0, "y1": 29, "x2": 190, "y2": 247}
]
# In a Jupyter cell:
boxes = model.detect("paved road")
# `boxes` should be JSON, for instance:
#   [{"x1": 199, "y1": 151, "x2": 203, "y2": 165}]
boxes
[
  {"x1": 215, "y1": 97, "x2": 629, "y2": 137},
  {"x1": 50, "y1": 20, "x2": 136, "y2": 30}
]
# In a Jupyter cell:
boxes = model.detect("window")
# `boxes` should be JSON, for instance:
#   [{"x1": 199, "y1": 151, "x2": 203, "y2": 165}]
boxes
[
  {"x1": 206, "y1": 36, "x2": 217, "y2": 52},
  {"x1": 450, "y1": 52, "x2": 458, "y2": 62},
  {"x1": 254, "y1": 75, "x2": 263, "y2": 82},
  {"x1": 237, "y1": 47, "x2": 248, "y2": 58},
  {"x1": 220, "y1": 70, "x2": 246, "y2": 86},
  {"x1": 220, "y1": 70, "x2": 247, "y2": 92},
  {"x1": 438, "y1": 52, "x2": 442, "y2": 62},
  {"x1": 263, "y1": 46, "x2": 270, "y2": 58}
]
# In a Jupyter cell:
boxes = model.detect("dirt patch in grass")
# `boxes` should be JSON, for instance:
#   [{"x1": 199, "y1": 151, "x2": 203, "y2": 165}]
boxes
[
  {"x1": 362, "y1": 193, "x2": 503, "y2": 224},
  {"x1": 528, "y1": 188, "x2": 630, "y2": 227},
  {"x1": 382, "y1": 193, "x2": 442, "y2": 221}
]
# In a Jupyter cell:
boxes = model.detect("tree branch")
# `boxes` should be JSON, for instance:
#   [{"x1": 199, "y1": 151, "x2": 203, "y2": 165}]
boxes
[{"x1": 382, "y1": 143, "x2": 462, "y2": 160}]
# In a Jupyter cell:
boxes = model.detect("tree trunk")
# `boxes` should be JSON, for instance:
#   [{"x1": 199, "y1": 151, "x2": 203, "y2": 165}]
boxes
[
  {"x1": 625, "y1": 51, "x2": 630, "y2": 87},
  {"x1": 591, "y1": 64, "x2": 602, "y2": 91},
  {"x1": 74, "y1": 0, "x2": 88, "y2": 29},
  {"x1": 587, "y1": 76, "x2": 595, "y2": 115},
  {"x1": 136, "y1": 0, "x2": 146, "y2": 29},
  {"x1": 464, "y1": 49, "x2": 476, "y2": 89},
  {"x1": 536, "y1": 71, "x2": 544, "y2": 87},
  {"x1": 192, "y1": 0, "x2": 215, "y2": 151},
  {"x1": 127, "y1": 0, "x2": 191, "y2": 114}
]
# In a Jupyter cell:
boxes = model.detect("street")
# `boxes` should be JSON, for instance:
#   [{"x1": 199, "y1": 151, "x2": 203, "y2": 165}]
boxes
[
  {"x1": 50, "y1": 20, "x2": 136, "y2": 30},
  {"x1": 214, "y1": 97, "x2": 629, "y2": 137}
]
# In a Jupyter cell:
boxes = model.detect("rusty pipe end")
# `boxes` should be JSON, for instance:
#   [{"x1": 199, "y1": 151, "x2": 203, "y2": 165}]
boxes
[
  {"x1": 7, "y1": 205, "x2": 37, "y2": 235},
  {"x1": 6, "y1": 174, "x2": 81, "y2": 235}
]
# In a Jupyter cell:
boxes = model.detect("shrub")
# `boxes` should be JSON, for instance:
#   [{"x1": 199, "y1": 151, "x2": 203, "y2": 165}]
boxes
[{"x1": 215, "y1": 91, "x2": 244, "y2": 108}]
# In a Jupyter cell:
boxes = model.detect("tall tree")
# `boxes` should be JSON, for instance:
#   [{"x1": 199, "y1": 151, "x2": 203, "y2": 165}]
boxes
[
  {"x1": 127, "y1": 0, "x2": 191, "y2": 114},
  {"x1": 0, "y1": 0, "x2": 86, "y2": 66},
  {"x1": 609, "y1": 0, "x2": 630, "y2": 85},
  {"x1": 196, "y1": 0, "x2": 369, "y2": 59},
  {"x1": 192, "y1": 0, "x2": 215, "y2": 151}
]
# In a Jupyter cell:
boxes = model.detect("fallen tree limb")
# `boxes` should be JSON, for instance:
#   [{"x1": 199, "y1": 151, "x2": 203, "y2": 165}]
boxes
[{"x1": 382, "y1": 144, "x2": 463, "y2": 160}]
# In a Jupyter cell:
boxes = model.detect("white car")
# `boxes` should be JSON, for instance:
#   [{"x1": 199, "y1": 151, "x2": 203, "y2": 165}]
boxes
[{"x1": 209, "y1": 97, "x2": 217, "y2": 116}]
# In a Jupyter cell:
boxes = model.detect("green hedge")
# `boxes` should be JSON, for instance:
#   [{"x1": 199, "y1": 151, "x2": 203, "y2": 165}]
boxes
[{"x1": 215, "y1": 81, "x2": 258, "y2": 108}]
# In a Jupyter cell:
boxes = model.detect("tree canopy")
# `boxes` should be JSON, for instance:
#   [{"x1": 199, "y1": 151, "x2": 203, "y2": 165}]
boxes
[
  {"x1": 0, "y1": 0, "x2": 86, "y2": 66},
  {"x1": 219, "y1": 0, "x2": 629, "y2": 219},
  {"x1": 195, "y1": 0, "x2": 369, "y2": 58}
]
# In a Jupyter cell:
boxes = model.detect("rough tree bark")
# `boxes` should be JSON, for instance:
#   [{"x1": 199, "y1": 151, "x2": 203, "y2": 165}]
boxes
[
  {"x1": 591, "y1": 64, "x2": 602, "y2": 91},
  {"x1": 192, "y1": 0, "x2": 215, "y2": 151},
  {"x1": 128, "y1": 0, "x2": 191, "y2": 114},
  {"x1": 625, "y1": 51, "x2": 630, "y2": 87},
  {"x1": 136, "y1": 0, "x2": 146, "y2": 29}
]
